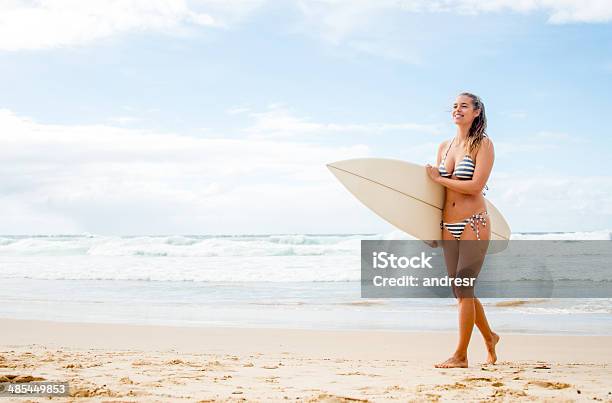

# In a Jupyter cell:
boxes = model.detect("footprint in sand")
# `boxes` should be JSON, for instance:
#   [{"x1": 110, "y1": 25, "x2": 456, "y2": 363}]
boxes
[
  {"x1": 63, "y1": 363, "x2": 83, "y2": 369},
  {"x1": 131, "y1": 360, "x2": 155, "y2": 366},
  {"x1": 463, "y1": 377, "x2": 494, "y2": 382},
  {"x1": 70, "y1": 386, "x2": 117, "y2": 398},
  {"x1": 424, "y1": 392, "x2": 442, "y2": 401},
  {"x1": 418, "y1": 382, "x2": 468, "y2": 393},
  {"x1": 40, "y1": 354, "x2": 55, "y2": 363},
  {"x1": 491, "y1": 388, "x2": 528, "y2": 398},
  {"x1": 0, "y1": 375, "x2": 45, "y2": 383},
  {"x1": 463, "y1": 376, "x2": 504, "y2": 388},
  {"x1": 384, "y1": 385, "x2": 405, "y2": 392},
  {"x1": 206, "y1": 360, "x2": 225, "y2": 368},
  {"x1": 527, "y1": 380, "x2": 571, "y2": 389},
  {"x1": 336, "y1": 371, "x2": 381, "y2": 377},
  {"x1": 438, "y1": 382, "x2": 467, "y2": 391},
  {"x1": 309, "y1": 393, "x2": 369, "y2": 402}
]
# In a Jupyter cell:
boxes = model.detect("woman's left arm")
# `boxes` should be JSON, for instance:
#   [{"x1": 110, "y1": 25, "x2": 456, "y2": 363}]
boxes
[{"x1": 426, "y1": 138, "x2": 495, "y2": 195}]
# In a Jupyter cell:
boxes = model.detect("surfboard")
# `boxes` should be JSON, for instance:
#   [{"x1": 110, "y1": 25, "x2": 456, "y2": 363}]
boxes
[{"x1": 327, "y1": 158, "x2": 511, "y2": 243}]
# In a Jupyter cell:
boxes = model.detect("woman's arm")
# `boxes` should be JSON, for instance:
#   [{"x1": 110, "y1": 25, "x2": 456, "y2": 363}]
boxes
[
  {"x1": 436, "y1": 140, "x2": 447, "y2": 166},
  {"x1": 426, "y1": 138, "x2": 494, "y2": 195},
  {"x1": 423, "y1": 140, "x2": 450, "y2": 248}
]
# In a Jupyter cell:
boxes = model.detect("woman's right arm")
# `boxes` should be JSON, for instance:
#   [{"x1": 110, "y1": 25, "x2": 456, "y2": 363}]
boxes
[
  {"x1": 424, "y1": 140, "x2": 447, "y2": 248},
  {"x1": 435, "y1": 140, "x2": 446, "y2": 167}
]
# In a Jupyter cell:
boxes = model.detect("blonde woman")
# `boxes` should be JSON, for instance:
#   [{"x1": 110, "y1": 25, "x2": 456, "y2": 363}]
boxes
[{"x1": 425, "y1": 92, "x2": 499, "y2": 368}]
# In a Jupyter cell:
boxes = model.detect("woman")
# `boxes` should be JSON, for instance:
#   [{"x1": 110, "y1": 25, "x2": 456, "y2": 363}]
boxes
[{"x1": 425, "y1": 92, "x2": 499, "y2": 368}]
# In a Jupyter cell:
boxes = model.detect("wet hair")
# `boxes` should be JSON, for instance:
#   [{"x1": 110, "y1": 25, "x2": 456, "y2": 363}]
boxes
[{"x1": 458, "y1": 92, "x2": 488, "y2": 157}]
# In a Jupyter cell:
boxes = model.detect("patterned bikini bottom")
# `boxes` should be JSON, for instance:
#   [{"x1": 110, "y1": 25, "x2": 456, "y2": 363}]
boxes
[{"x1": 440, "y1": 211, "x2": 488, "y2": 241}]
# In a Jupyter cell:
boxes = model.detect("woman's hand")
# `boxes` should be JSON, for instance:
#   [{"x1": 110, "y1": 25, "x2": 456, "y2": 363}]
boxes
[
  {"x1": 423, "y1": 240, "x2": 438, "y2": 248},
  {"x1": 425, "y1": 164, "x2": 441, "y2": 183}
]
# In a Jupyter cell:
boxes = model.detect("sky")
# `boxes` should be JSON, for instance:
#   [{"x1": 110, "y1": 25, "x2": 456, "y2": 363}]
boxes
[{"x1": 0, "y1": 0, "x2": 611, "y2": 235}]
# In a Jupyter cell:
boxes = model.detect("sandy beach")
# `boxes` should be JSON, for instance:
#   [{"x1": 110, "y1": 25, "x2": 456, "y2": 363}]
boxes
[{"x1": 0, "y1": 319, "x2": 610, "y2": 401}]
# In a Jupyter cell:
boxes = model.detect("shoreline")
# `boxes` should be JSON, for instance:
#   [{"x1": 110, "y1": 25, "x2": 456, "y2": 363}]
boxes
[
  {"x1": 1, "y1": 319, "x2": 611, "y2": 401},
  {"x1": 0, "y1": 310, "x2": 612, "y2": 337},
  {"x1": 2, "y1": 313, "x2": 611, "y2": 337}
]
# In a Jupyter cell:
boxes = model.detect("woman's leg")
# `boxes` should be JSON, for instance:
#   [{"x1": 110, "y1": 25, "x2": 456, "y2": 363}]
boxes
[
  {"x1": 447, "y1": 296, "x2": 500, "y2": 365},
  {"x1": 452, "y1": 296, "x2": 475, "y2": 364},
  {"x1": 462, "y1": 216, "x2": 499, "y2": 364},
  {"x1": 474, "y1": 298, "x2": 499, "y2": 364},
  {"x1": 453, "y1": 241, "x2": 486, "y2": 363},
  {"x1": 436, "y1": 222, "x2": 490, "y2": 368},
  {"x1": 435, "y1": 235, "x2": 469, "y2": 368}
]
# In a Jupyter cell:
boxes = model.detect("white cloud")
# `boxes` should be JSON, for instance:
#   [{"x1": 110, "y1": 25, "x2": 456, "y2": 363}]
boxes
[
  {"x1": 0, "y1": 0, "x2": 264, "y2": 51},
  {"x1": 245, "y1": 105, "x2": 443, "y2": 138},
  {"x1": 0, "y1": 109, "x2": 609, "y2": 234},
  {"x1": 539, "y1": 0, "x2": 612, "y2": 23},
  {"x1": 290, "y1": 0, "x2": 612, "y2": 62},
  {"x1": 292, "y1": 0, "x2": 423, "y2": 63},
  {"x1": 377, "y1": 1, "x2": 612, "y2": 24},
  {"x1": 491, "y1": 172, "x2": 612, "y2": 231},
  {"x1": 295, "y1": 0, "x2": 612, "y2": 40},
  {"x1": 437, "y1": 0, "x2": 612, "y2": 24},
  {"x1": 1, "y1": 1, "x2": 609, "y2": 52},
  {"x1": 0, "y1": 109, "x2": 371, "y2": 234},
  {"x1": 225, "y1": 106, "x2": 251, "y2": 115},
  {"x1": 191, "y1": 0, "x2": 267, "y2": 26},
  {"x1": 294, "y1": 0, "x2": 397, "y2": 44},
  {"x1": 107, "y1": 116, "x2": 142, "y2": 124}
]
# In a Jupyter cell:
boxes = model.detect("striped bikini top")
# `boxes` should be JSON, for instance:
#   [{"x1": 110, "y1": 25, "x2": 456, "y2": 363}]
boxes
[
  {"x1": 438, "y1": 138, "x2": 488, "y2": 194},
  {"x1": 438, "y1": 138, "x2": 475, "y2": 179}
]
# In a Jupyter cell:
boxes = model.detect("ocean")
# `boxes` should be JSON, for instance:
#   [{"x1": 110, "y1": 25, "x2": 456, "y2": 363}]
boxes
[{"x1": 1, "y1": 231, "x2": 611, "y2": 335}]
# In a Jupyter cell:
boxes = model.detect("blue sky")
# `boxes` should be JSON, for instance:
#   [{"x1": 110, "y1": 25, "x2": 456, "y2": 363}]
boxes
[{"x1": 0, "y1": 0, "x2": 611, "y2": 234}]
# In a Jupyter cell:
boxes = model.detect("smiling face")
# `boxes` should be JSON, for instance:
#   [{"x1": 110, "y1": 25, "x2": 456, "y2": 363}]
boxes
[{"x1": 452, "y1": 95, "x2": 480, "y2": 125}]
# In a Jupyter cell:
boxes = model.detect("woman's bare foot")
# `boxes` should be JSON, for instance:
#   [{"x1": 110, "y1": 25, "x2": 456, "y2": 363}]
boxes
[
  {"x1": 434, "y1": 355, "x2": 468, "y2": 368},
  {"x1": 485, "y1": 332, "x2": 500, "y2": 364}
]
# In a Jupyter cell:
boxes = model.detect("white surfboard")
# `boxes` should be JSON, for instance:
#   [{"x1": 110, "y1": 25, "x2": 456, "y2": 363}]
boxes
[{"x1": 327, "y1": 158, "x2": 511, "y2": 242}]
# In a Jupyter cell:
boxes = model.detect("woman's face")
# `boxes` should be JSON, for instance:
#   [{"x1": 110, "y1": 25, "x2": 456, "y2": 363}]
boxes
[{"x1": 452, "y1": 95, "x2": 480, "y2": 125}]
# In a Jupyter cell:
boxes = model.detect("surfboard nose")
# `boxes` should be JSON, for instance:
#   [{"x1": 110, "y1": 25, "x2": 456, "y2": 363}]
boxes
[
  {"x1": 326, "y1": 159, "x2": 359, "y2": 170},
  {"x1": 327, "y1": 158, "x2": 380, "y2": 175}
]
